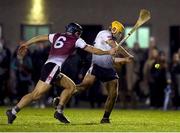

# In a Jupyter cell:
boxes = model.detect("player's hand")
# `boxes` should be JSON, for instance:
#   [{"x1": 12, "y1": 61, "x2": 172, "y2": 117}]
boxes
[
  {"x1": 129, "y1": 55, "x2": 134, "y2": 59},
  {"x1": 125, "y1": 57, "x2": 133, "y2": 63},
  {"x1": 109, "y1": 47, "x2": 118, "y2": 56},
  {"x1": 17, "y1": 43, "x2": 28, "y2": 58},
  {"x1": 127, "y1": 55, "x2": 134, "y2": 62}
]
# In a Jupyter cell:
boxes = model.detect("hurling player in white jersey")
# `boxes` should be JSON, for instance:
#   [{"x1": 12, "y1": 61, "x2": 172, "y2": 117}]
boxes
[
  {"x1": 76, "y1": 21, "x2": 134, "y2": 123},
  {"x1": 6, "y1": 23, "x2": 116, "y2": 124}
]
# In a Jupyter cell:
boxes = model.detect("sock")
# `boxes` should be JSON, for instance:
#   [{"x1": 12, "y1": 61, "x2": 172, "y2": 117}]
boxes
[
  {"x1": 11, "y1": 106, "x2": 20, "y2": 115},
  {"x1": 56, "y1": 104, "x2": 64, "y2": 114},
  {"x1": 103, "y1": 111, "x2": 110, "y2": 119}
]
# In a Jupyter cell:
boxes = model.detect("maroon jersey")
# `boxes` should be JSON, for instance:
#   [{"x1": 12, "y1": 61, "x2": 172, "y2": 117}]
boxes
[{"x1": 49, "y1": 33, "x2": 79, "y2": 57}]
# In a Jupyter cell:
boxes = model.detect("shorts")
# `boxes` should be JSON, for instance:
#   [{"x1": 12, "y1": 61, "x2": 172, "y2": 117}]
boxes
[
  {"x1": 40, "y1": 62, "x2": 61, "y2": 85},
  {"x1": 88, "y1": 64, "x2": 119, "y2": 82}
]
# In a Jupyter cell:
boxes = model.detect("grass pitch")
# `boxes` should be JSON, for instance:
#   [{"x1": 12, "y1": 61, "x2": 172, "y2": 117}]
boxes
[{"x1": 0, "y1": 107, "x2": 180, "y2": 132}]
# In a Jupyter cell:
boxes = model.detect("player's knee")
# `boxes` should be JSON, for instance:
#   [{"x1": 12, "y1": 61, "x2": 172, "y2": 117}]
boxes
[
  {"x1": 69, "y1": 85, "x2": 76, "y2": 95},
  {"x1": 64, "y1": 83, "x2": 76, "y2": 95}
]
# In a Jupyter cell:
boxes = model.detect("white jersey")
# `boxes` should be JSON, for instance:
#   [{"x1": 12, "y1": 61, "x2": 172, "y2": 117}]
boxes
[{"x1": 92, "y1": 30, "x2": 114, "y2": 68}]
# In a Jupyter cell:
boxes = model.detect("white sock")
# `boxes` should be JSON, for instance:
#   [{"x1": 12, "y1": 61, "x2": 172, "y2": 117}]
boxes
[
  {"x1": 11, "y1": 108, "x2": 17, "y2": 115},
  {"x1": 56, "y1": 104, "x2": 64, "y2": 114}
]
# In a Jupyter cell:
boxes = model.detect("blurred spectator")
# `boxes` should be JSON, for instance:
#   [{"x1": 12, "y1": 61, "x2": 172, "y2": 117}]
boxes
[
  {"x1": 143, "y1": 49, "x2": 168, "y2": 108},
  {"x1": 117, "y1": 63, "x2": 128, "y2": 108},
  {"x1": 61, "y1": 52, "x2": 82, "y2": 83},
  {"x1": 31, "y1": 43, "x2": 50, "y2": 83},
  {"x1": 139, "y1": 37, "x2": 159, "y2": 104},
  {"x1": 88, "y1": 80, "x2": 105, "y2": 108},
  {"x1": 178, "y1": 48, "x2": 180, "y2": 57},
  {"x1": 127, "y1": 42, "x2": 145, "y2": 104},
  {"x1": 0, "y1": 38, "x2": 11, "y2": 105},
  {"x1": 144, "y1": 37, "x2": 158, "y2": 61},
  {"x1": 11, "y1": 45, "x2": 33, "y2": 101},
  {"x1": 30, "y1": 43, "x2": 50, "y2": 107},
  {"x1": 170, "y1": 53, "x2": 180, "y2": 109}
]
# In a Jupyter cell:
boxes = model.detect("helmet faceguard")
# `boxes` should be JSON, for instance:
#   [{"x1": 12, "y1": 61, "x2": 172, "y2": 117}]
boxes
[{"x1": 111, "y1": 21, "x2": 124, "y2": 34}]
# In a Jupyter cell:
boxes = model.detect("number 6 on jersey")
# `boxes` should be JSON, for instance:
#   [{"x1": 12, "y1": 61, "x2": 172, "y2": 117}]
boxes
[{"x1": 54, "y1": 36, "x2": 66, "y2": 48}]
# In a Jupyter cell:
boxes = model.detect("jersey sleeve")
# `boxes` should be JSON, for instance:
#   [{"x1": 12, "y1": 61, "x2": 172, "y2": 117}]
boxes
[
  {"x1": 48, "y1": 33, "x2": 56, "y2": 43},
  {"x1": 75, "y1": 38, "x2": 87, "y2": 49},
  {"x1": 101, "y1": 31, "x2": 112, "y2": 42}
]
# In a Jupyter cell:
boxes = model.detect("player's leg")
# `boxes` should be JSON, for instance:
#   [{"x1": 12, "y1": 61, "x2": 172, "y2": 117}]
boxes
[
  {"x1": 17, "y1": 80, "x2": 51, "y2": 108},
  {"x1": 101, "y1": 79, "x2": 118, "y2": 123},
  {"x1": 6, "y1": 62, "x2": 59, "y2": 124},
  {"x1": 53, "y1": 70, "x2": 96, "y2": 107},
  {"x1": 56, "y1": 73, "x2": 76, "y2": 105},
  {"x1": 6, "y1": 80, "x2": 51, "y2": 124},
  {"x1": 76, "y1": 73, "x2": 96, "y2": 92},
  {"x1": 53, "y1": 73, "x2": 76, "y2": 123}
]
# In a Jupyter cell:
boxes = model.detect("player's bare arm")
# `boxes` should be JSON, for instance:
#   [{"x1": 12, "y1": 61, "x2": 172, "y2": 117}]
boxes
[
  {"x1": 83, "y1": 44, "x2": 116, "y2": 55},
  {"x1": 106, "y1": 39, "x2": 134, "y2": 60},
  {"x1": 23, "y1": 35, "x2": 48, "y2": 46},
  {"x1": 113, "y1": 57, "x2": 132, "y2": 64},
  {"x1": 18, "y1": 35, "x2": 49, "y2": 57},
  {"x1": 106, "y1": 39, "x2": 117, "y2": 48},
  {"x1": 117, "y1": 44, "x2": 134, "y2": 58}
]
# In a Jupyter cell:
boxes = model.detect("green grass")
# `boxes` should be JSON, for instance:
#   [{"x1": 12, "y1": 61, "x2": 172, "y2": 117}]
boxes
[{"x1": 0, "y1": 107, "x2": 180, "y2": 132}]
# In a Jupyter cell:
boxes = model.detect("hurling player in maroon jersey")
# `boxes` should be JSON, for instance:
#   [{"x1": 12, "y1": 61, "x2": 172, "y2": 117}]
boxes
[{"x1": 6, "y1": 23, "x2": 116, "y2": 124}]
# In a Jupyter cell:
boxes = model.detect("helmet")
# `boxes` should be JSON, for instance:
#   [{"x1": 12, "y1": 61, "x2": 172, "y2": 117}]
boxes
[
  {"x1": 111, "y1": 21, "x2": 124, "y2": 33},
  {"x1": 66, "y1": 23, "x2": 83, "y2": 35}
]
